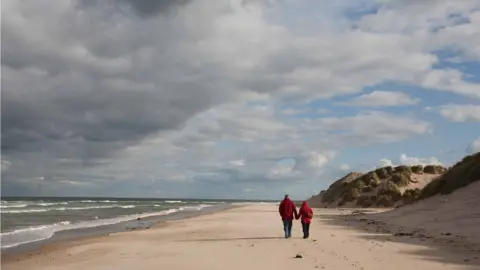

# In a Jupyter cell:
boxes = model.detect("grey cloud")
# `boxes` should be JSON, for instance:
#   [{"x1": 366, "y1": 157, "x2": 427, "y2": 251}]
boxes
[
  {"x1": 3, "y1": 0, "x2": 473, "y2": 198},
  {"x1": 119, "y1": 0, "x2": 194, "y2": 16},
  {"x1": 77, "y1": 0, "x2": 194, "y2": 17},
  {"x1": 1, "y1": 0, "x2": 238, "y2": 162}
]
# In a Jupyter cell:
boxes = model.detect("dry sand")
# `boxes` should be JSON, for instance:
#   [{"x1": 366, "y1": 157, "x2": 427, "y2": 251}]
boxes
[
  {"x1": 370, "y1": 181, "x2": 480, "y2": 243},
  {"x1": 2, "y1": 204, "x2": 480, "y2": 270}
]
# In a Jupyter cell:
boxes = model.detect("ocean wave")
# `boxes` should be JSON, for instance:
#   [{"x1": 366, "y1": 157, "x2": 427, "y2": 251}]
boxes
[
  {"x1": 0, "y1": 221, "x2": 71, "y2": 248},
  {"x1": 183, "y1": 204, "x2": 212, "y2": 211},
  {"x1": 37, "y1": 202, "x2": 69, "y2": 206},
  {"x1": 0, "y1": 204, "x2": 28, "y2": 209},
  {"x1": 164, "y1": 200, "x2": 185, "y2": 204},
  {"x1": 2, "y1": 205, "x2": 134, "y2": 214},
  {"x1": 201, "y1": 201, "x2": 226, "y2": 204},
  {"x1": 231, "y1": 202, "x2": 254, "y2": 206},
  {"x1": 1, "y1": 205, "x2": 212, "y2": 248}
]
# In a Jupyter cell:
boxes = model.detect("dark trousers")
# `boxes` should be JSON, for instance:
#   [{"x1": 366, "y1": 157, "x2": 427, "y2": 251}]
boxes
[
  {"x1": 282, "y1": 219, "x2": 293, "y2": 238},
  {"x1": 302, "y1": 222, "x2": 310, "y2": 238}
]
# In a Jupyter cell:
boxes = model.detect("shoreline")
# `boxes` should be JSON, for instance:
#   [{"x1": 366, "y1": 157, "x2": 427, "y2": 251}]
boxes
[
  {"x1": 3, "y1": 205, "x2": 480, "y2": 270},
  {"x1": 1, "y1": 202, "x2": 241, "y2": 257}
]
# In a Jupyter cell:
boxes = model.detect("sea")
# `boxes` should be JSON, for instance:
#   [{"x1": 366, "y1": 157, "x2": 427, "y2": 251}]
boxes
[{"x1": 1, "y1": 197, "x2": 272, "y2": 252}]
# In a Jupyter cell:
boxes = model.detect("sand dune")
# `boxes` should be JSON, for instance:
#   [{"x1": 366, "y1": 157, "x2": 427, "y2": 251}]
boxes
[
  {"x1": 308, "y1": 165, "x2": 445, "y2": 208},
  {"x1": 368, "y1": 180, "x2": 480, "y2": 244}
]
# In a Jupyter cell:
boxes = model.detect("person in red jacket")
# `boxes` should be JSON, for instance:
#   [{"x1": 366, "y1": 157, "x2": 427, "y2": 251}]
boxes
[
  {"x1": 296, "y1": 201, "x2": 313, "y2": 239},
  {"x1": 278, "y1": 194, "x2": 297, "y2": 238}
]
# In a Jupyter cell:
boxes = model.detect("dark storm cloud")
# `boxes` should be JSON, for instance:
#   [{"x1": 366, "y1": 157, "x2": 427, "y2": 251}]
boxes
[
  {"x1": 119, "y1": 0, "x2": 194, "y2": 16},
  {"x1": 1, "y1": 0, "x2": 236, "y2": 162},
  {"x1": 77, "y1": 0, "x2": 194, "y2": 17}
]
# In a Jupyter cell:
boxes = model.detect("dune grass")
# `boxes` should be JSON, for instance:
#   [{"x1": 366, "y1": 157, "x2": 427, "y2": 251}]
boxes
[{"x1": 420, "y1": 152, "x2": 480, "y2": 199}]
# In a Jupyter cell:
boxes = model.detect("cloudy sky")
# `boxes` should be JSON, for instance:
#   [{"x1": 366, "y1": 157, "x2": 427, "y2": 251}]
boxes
[{"x1": 2, "y1": 0, "x2": 480, "y2": 200}]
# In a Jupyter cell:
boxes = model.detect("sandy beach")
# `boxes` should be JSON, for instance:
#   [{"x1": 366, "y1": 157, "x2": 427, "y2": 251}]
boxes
[{"x1": 2, "y1": 204, "x2": 480, "y2": 270}]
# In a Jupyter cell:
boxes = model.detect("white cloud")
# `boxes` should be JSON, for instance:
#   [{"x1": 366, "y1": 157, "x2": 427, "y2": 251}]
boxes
[
  {"x1": 293, "y1": 151, "x2": 336, "y2": 172},
  {"x1": 469, "y1": 138, "x2": 480, "y2": 153},
  {"x1": 1, "y1": 160, "x2": 12, "y2": 173},
  {"x1": 378, "y1": 154, "x2": 443, "y2": 168},
  {"x1": 420, "y1": 69, "x2": 480, "y2": 99},
  {"x1": 281, "y1": 107, "x2": 329, "y2": 116},
  {"x1": 379, "y1": 158, "x2": 394, "y2": 167},
  {"x1": 243, "y1": 188, "x2": 256, "y2": 193},
  {"x1": 339, "y1": 90, "x2": 420, "y2": 107},
  {"x1": 439, "y1": 104, "x2": 480, "y2": 122},
  {"x1": 312, "y1": 111, "x2": 430, "y2": 144},
  {"x1": 340, "y1": 164, "x2": 350, "y2": 171},
  {"x1": 229, "y1": 159, "x2": 245, "y2": 166},
  {"x1": 399, "y1": 154, "x2": 443, "y2": 166}
]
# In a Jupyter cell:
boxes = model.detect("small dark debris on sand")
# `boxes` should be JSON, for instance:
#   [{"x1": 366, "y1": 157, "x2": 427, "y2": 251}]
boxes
[
  {"x1": 295, "y1": 254, "x2": 303, "y2": 258},
  {"x1": 394, "y1": 232, "x2": 414, "y2": 237}
]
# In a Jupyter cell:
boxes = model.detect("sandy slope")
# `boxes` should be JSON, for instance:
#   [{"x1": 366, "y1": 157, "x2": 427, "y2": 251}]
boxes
[
  {"x1": 369, "y1": 181, "x2": 480, "y2": 244},
  {"x1": 2, "y1": 204, "x2": 479, "y2": 270}
]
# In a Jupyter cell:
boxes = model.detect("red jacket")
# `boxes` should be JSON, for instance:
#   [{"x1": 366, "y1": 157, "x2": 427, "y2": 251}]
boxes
[
  {"x1": 279, "y1": 198, "x2": 297, "y2": 220},
  {"x1": 297, "y1": 201, "x2": 313, "y2": 223}
]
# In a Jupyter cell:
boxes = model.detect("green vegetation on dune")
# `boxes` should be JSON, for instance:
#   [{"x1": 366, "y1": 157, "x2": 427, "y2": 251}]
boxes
[
  {"x1": 377, "y1": 180, "x2": 402, "y2": 201},
  {"x1": 351, "y1": 179, "x2": 366, "y2": 189},
  {"x1": 308, "y1": 153, "x2": 478, "y2": 208},
  {"x1": 319, "y1": 172, "x2": 363, "y2": 203},
  {"x1": 342, "y1": 187, "x2": 360, "y2": 202},
  {"x1": 376, "y1": 194, "x2": 394, "y2": 207},
  {"x1": 391, "y1": 173, "x2": 410, "y2": 187},
  {"x1": 423, "y1": 165, "x2": 446, "y2": 174},
  {"x1": 356, "y1": 195, "x2": 374, "y2": 207},
  {"x1": 420, "y1": 152, "x2": 480, "y2": 199},
  {"x1": 361, "y1": 186, "x2": 374, "y2": 192},
  {"x1": 374, "y1": 167, "x2": 389, "y2": 179},
  {"x1": 394, "y1": 165, "x2": 412, "y2": 175},
  {"x1": 411, "y1": 165, "x2": 423, "y2": 174},
  {"x1": 402, "y1": 188, "x2": 421, "y2": 204}
]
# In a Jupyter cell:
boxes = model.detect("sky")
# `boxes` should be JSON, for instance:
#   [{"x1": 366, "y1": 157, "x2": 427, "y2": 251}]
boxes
[{"x1": 1, "y1": 0, "x2": 480, "y2": 200}]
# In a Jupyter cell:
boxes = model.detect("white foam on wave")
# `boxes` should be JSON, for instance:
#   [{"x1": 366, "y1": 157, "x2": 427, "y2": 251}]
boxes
[
  {"x1": 0, "y1": 204, "x2": 28, "y2": 209},
  {"x1": 164, "y1": 200, "x2": 185, "y2": 204},
  {"x1": 200, "y1": 201, "x2": 226, "y2": 204},
  {"x1": 3, "y1": 205, "x2": 134, "y2": 214},
  {"x1": 1, "y1": 204, "x2": 215, "y2": 248},
  {"x1": 37, "y1": 202, "x2": 69, "y2": 206},
  {"x1": 1, "y1": 221, "x2": 71, "y2": 249},
  {"x1": 185, "y1": 204, "x2": 212, "y2": 211}
]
